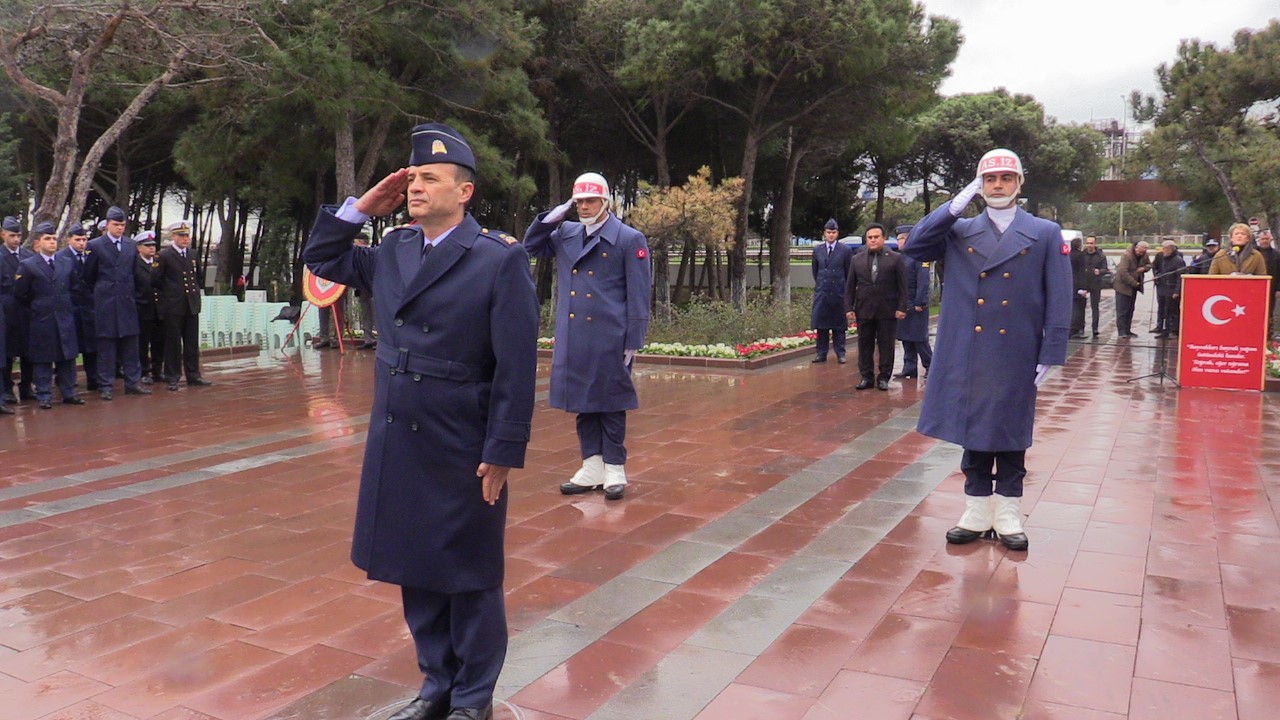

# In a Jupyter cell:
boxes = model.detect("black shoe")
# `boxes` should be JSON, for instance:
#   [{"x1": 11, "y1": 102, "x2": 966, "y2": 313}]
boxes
[
  {"x1": 604, "y1": 485, "x2": 625, "y2": 501},
  {"x1": 168, "y1": 381, "x2": 180, "y2": 392},
  {"x1": 312, "y1": 338, "x2": 331, "y2": 349},
  {"x1": 100, "y1": 389, "x2": 113, "y2": 401},
  {"x1": 446, "y1": 706, "x2": 493, "y2": 720},
  {"x1": 187, "y1": 378, "x2": 214, "y2": 387},
  {"x1": 1092, "y1": 331, "x2": 1100, "y2": 338},
  {"x1": 0, "y1": 403, "x2": 12, "y2": 415},
  {"x1": 1154, "y1": 332, "x2": 1169, "y2": 339},
  {"x1": 1069, "y1": 332, "x2": 1086, "y2": 339},
  {"x1": 892, "y1": 372, "x2": 917, "y2": 379},
  {"x1": 877, "y1": 379, "x2": 890, "y2": 391},
  {"x1": 357, "y1": 341, "x2": 377, "y2": 350},
  {"x1": 996, "y1": 531, "x2": 1029, "y2": 551},
  {"x1": 18, "y1": 387, "x2": 36, "y2": 401},
  {"x1": 811, "y1": 357, "x2": 826, "y2": 363},
  {"x1": 62, "y1": 397, "x2": 86, "y2": 405},
  {"x1": 560, "y1": 481, "x2": 600, "y2": 495},
  {"x1": 1, "y1": 392, "x2": 15, "y2": 404},
  {"x1": 386, "y1": 697, "x2": 449, "y2": 720},
  {"x1": 38, "y1": 400, "x2": 52, "y2": 410},
  {"x1": 125, "y1": 386, "x2": 152, "y2": 395},
  {"x1": 141, "y1": 375, "x2": 154, "y2": 385},
  {"x1": 855, "y1": 379, "x2": 874, "y2": 390},
  {"x1": 837, "y1": 356, "x2": 847, "y2": 364},
  {"x1": 86, "y1": 383, "x2": 100, "y2": 391},
  {"x1": 945, "y1": 526, "x2": 989, "y2": 544}
]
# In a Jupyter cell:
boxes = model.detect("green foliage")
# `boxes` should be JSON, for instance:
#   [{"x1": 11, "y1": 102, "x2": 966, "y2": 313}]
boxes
[
  {"x1": 0, "y1": 113, "x2": 26, "y2": 210},
  {"x1": 645, "y1": 294, "x2": 814, "y2": 345}
]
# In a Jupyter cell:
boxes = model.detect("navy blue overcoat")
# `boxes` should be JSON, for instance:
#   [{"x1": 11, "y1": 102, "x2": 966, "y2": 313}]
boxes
[
  {"x1": 905, "y1": 206, "x2": 1071, "y2": 451},
  {"x1": 83, "y1": 236, "x2": 140, "y2": 338},
  {"x1": 523, "y1": 213, "x2": 651, "y2": 413},
  {"x1": 57, "y1": 246, "x2": 96, "y2": 353},
  {"x1": 305, "y1": 209, "x2": 538, "y2": 592},
  {"x1": 897, "y1": 256, "x2": 932, "y2": 342},
  {"x1": 1, "y1": 246, "x2": 33, "y2": 357},
  {"x1": 811, "y1": 242, "x2": 853, "y2": 330},
  {"x1": 13, "y1": 254, "x2": 79, "y2": 363}
]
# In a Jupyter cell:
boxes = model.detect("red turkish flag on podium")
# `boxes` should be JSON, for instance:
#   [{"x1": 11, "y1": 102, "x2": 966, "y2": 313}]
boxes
[{"x1": 1178, "y1": 275, "x2": 1271, "y2": 390}]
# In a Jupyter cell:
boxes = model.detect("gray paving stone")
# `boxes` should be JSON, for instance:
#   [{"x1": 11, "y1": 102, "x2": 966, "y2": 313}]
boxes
[
  {"x1": 683, "y1": 512, "x2": 774, "y2": 548},
  {"x1": 797, "y1": 523, "x2": 883, "y2": 562},
  {"x1": 495, "y1": 620, "x2": 603, "y2": 700},
  {"x1": 624, "y1": 540, "x2": 725, "y2": 586},
  {"x1": 585, "y1": 645, "x2": 755, "y2": 720},
  {"x1": 684, "y1": 594, "x2": 814, "y2": 655},
  {"x1": 547, "y1": 575, "x2": 674, "y2": 630},
  {"x1": 835, "y1": 498, "x2": 917, "y2": 529},
  {"x1": 734, "y1": 489, "x2": 813, "y2": 519},
  {"x1": 748, "y1": 555, "x2": 853, "y2": 601}
]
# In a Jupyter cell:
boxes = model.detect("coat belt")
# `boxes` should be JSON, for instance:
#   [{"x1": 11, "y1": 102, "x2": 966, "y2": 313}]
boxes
[{"x1": 376, "y1": 345, "x2": 490, "y2": 383}]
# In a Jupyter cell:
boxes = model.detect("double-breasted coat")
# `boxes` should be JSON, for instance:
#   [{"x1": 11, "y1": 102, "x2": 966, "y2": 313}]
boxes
[
  {"x1": 811, "y1": 241, "x2": 853, "y2": 330},
  {"x1": 523, "y1": 212, "x2": 651, "y2": 414},
  {"x1": 156, "y1": 247, "x2": 203, "y2": 317},
  {"x1": 13, "y1": 254, "x2": 79, "y2": 363},
  {"x1": 134, "y1": 256, "x2": 161, "y2": 315},
  {"x1": 83, "y1": 235, "x2": 140, "y2": 338},
  {"x1": 905, "y1": 205, "x2": 1071, "y2": 452},
  {"x1": 2, "y1": 246, "x2": 33, "y2": 358},
  {"x1": 305, "y1": 209, "x2": 538, "y2": 592},
  {"x1": 57, "y1": 246, "x2": 96, "y2": 353},
  {"x1": 897, "y1": 256, "x2": 932, "y2": 342},
  {"x1": 844, "y1": 248, "x2": 909, "y2": 321}
]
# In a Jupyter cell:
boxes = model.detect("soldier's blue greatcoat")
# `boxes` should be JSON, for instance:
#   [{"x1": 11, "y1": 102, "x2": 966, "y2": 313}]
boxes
[
  {"x1": 304, "y1": 209, "x2": 538, "y2": 593},
  {"x1": 83, "y1": 235, "x2": 140, "y2": 338},
  {"x1": 905, "y1": 205, "x2": 1071, "y2": 451},
  {"x1": 1, "y1": 246, "x2": 33, "y2": 357},
  {"x1": 57, "y1": 246, "x2": 96, "y2": 353},
  {"x1": 897, "y1": 256, "x2": 931, "y2": 342},
  {"x1": 523, "y1": 213, "x2": 651, "y2": 413},
  {"x1": 811, "y1": 241, "x2": 853, "y2": 330},
  {"x1": 13, "y1": 255, "x2": 79, "y2": 363}
]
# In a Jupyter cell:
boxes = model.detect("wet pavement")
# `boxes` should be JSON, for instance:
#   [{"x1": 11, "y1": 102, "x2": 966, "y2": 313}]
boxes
[{"x1": 0, "y1": 289, "x2": 1276, "y2": 720}]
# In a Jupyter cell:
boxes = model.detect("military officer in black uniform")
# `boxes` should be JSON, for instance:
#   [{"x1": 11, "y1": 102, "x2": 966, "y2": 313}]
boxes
[
  {"x1": 304, "y1": 122, "x2": 538, "y2": 720},
  {"x1": 133, "y1": 230, "x2": 164, "y2": 383},
  {"x1": 14, "y1": 222, "x2": 84, "y2": 409},
  {"x1": 156, "y1": 220, "x2": 212, "y2": 391},
  {"x1": 2, "y1": 215, "x2": 35, "y2": 403},
  {"x1": 83, "y1": 206, "x2": 150, "y2": 399}
]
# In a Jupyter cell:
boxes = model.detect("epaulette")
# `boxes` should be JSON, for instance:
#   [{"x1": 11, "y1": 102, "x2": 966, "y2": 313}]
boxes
[
  {"x1": 921, "y1": 262, "x2": 931, "y2": 267},
  {"x1": 479, "y1": 227, "x2": 519, "y2": 246}
]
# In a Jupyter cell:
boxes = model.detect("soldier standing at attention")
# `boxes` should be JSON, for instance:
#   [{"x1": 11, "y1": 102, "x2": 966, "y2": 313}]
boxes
[
  {"x1": 156, "y1": 220, "x2": 213, "y2": 391},
  {"x1": 57, "y1": 223, "x2": 99, "y2": 390},
  {"x1": 14, "y1": 222, "x2": 84, "y2": 409},
  {"x1": 904, "y1": 148, "x2": 1072, "y2": 552},
  {"x1": 2, "y1": 215, "x2": 35, "y2": 403},
  {"x1": 525, "y1": 172, "x2": 652, "y2": 502},
  {"x1": 133, "y1": 230, "x2": 164, "y2": 384},
  {"x1": 811, "y1": 218, "x2": 852, "y2": 364},
  {"x1": 83, "y1": 206, "x2": 150, "y2": 400}
]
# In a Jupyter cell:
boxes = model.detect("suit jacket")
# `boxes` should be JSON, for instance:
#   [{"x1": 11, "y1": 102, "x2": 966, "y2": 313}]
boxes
[
  {"x1": 156, "y1": 246, "x2": 202, "y2": 316},
  {"x1": 57, "y1": 246, "x2": 96, "y2": 352},
  {"x1": 844, "y1": 248, "x2": 908, "y2": 320},
  {"x1": 305, "y1": 208, "x2": 537, "y2": 593},
  {"x1": 2, "y1": 246, "x2": 34, "y2": 354},
  {"x1": 83, "y1": 234, "x2": 140, "y2": 337},
  {"x1": 810, "y1": 241, "x2": 853, "y2": 330},
  {"x1": 13, "y1": 254, "x2": 78, "y2": 362}
]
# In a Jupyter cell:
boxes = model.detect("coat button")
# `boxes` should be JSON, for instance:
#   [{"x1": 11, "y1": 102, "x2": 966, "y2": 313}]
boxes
[
  {"x1": 999, "y1": 328, "x2": 1007, "y2": 334},
  {"x1": 586, "y1": 293, "x2": 592, "y2": 298},
  {"x1": 422, "y1": 324, "x2": 429, "y2": 333},
  {"x1": 411, "y1": 422, "x2": 420, "y2": 432},
  {"x1": 1001, "y1": 300, "x2": 1009, "y2": 306},
  {"x1": 588, "y1": 270, "x2": 594, "y2": 276},
  {"x1": 586, "y1": 316, "x2": 593, "y2": 321},
  {"x1": 1003, "y1": 272, "x2": 1011, "y2": 278},
  {"x1": 386, "y1": 414, "x2": 394, "y2": 423},
  {"x1": 482, "y1": 228, "x2": 489, "y2": 234},
  {"x1": 569, "y1": 313, "x2": 575, "y2": 319},
  {"x1": 977, "y1": 298, "x2": 985, "y2": 305},
  {"x1": 975, "y1": 325, "x2": 983, "y2": 332},
  {"x1": 413, "y1": 373, "x2": 421, "y2": 382},
  {"x1": 602, "y1": 252, "x2": 608, "y2": 258},
  {"x1": 570, "y1": 290, "x2": 576, "y2": 297},
  {"x1": 572, "y1": 269, "x2": 578, "y2": 274},
  {"x1": 390, "y1": 369, "x2": 398, "y2": 376},
  {"x1": 967, "y1": 246, "x2": 975, "y2": 253},
  {"x1": 1020, "y1": 248, "x2": 1028, "y2": 255},
  {"x1": 394, "y1": 318, "x2": 404, "y2": 327}
]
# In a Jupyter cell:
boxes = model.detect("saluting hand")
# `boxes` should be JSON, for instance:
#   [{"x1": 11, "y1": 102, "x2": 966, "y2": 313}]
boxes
[
  {"x1": 477, "y1": 463, "x2": 512, "y2": 505},
  {"x1": 354, "y1": 168, "x2": 410, "y2": 217}
]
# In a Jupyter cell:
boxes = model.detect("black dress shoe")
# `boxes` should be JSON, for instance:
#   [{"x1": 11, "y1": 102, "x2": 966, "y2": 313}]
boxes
[
  {"x1": 892, "y1": 372, "x2": 917, "y2": 379},
  {"x1": 312, "y1": 338, "x2": 332, "y2": 349},
  {"x1": 877, "y1": 379, "x2": 890, "y2": 391},
  {"x1": 446, "y1": 706, "x2": 493, "y2": 720},
  {"x1": 100, "y1": 389, "x2": 113, "y2": 401},
  {"x1": 604, "y1": 485, "x2": 625, "y2": 501},
  {"x1": 38, "y1": 400, "x2": 52, "y2": 410},
  {"x1": 125, "y1": 386, "x2": 152, "y2": 395},
  {"x1": 187, "y1": 378, "x2": 214, "y2": 387},
  {"x1": 855, "y1": 379, "x2": 874, "y2": 390},
  {"x1": 0, "y1": 403, "x2": 13, "y2": 415},
  {"x1": 811, "y1": 357, "x2": 826, "y2": 363},
  {"x1": 168, "y1": 381, "x2": 180, "y2": 392},
  {"x1": 62, "y1": 397, "x2": 86, "y2": 405},
  {"x1": 996, "y1": 531, "x2": 1029, "y2": 551},
  {"x1": 945, "y1": 526, "x2": 990, "y2": 544},
  {"x1": 837, "y1": 356, "x2": 847, "y2": 364},
  {"x1": 357, "y1": 341, "x2": 377, "y2": 350},
  {"x1": 560, "y1": 481, "x2": 600, "y2": 495},
  {"x1": 1092, "y1": 331, "x2": 1100, "y2": 338},
  {"x1": 386, "y1": 697, "x2": 449, "y2": 720},
  {"x1": 141, "y1": 375, "x2": 154, "y2": 385}
]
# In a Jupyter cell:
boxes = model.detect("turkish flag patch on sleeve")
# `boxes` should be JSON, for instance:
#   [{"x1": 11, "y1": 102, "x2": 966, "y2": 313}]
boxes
[
  {"x1": 636, "y1": 248, "x2": 648, "y2": 259},
  {"x1": 1060, "y1": 241, "x2": 1070, "y2": 255}
]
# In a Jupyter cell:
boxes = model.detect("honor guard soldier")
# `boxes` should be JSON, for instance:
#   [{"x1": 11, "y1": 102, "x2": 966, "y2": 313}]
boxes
[
  {"x1": 811, "y1": 219, "x2": 853, "y2": 363},
  {"x1": 525, "y1": 172, "x2": 652, "y2": 501},
  {"x1": 83, "y1": 206, "x2": 150, "y2": 399},
  {"x1": 133, "y1": 230, "x2": 164, "y2": 383},
  {"x1": 304, "y1": 122, "x2": 538, "y2": 720},
  {"x1": 905, "y1": 148, "x2": 1071, "y2": 552},
  {"x1": 2, "y1": 215, "x2": 35, "y2": 403},
  {"x1": 14, "y1": 222, "x2": 84, "y2": 409},
  {"x1": 58, "y1": 223, "x2": 99, "y2": 390},
  {"x1": 156, "y1": 220, "x2": 212, "y2": 391}
]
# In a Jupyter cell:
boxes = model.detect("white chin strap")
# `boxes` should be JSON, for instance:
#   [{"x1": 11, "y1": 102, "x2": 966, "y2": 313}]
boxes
[
  {"x1": 579, "y1": 200, "x2": 609, "y2": 226},
  {"x1": 981, "y1": 177, "x2": 1022, "y2": 209}
]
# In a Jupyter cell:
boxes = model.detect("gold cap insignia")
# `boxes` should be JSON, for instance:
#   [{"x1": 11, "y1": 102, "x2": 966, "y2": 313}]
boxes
[{"x1": 431, "y1": 139, "x2": 447, "y2": 155}]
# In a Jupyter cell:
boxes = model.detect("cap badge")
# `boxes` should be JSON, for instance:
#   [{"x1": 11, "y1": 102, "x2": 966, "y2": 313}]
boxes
[{"x1": 432, "y1": 140, "x2": 447, "y2": 155}]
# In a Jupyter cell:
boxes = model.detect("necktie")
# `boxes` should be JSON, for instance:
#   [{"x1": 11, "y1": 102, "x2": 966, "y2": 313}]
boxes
[
  {"x1": 422, "y1": 240, "x2": 434, "y2": 263},
  {"x1": 47, "y1": 257, "x2": 54, "y2": 269},
  {"x1": 77, "y1": 252, "x2": 84, "y2": 264},
  {"x1": 871, "y1": 252, "x2": 879, "y2": 282},
  {"x1": 114, "y1": 240, "x2": 120, "y2": 252}
]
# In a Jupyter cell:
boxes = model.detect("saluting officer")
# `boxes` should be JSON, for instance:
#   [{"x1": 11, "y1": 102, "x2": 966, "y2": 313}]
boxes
[
  {"x1": 57, "y1": 223, "x2": 99, "y2": 390},
  {"x1": 133, "y1": 230, "x2": 164, "y2": 383},
  {"x1": 14, "y1": 222, "x2": 84, "y2": 409},
  {"x1": 905, "y1": 149, "x2": 1071, "y2": 552},
  {"x1": 811, "y1": 218, "x2": 853, "y2": 363},
  {"x1": 525, "y1": 172, "x2": 652, "y2": 501},
  {"x1": 2, "y1": 215, "x2": 35, "y2": 403},
  {"x1": 156, "y1": 220, "x2": 212, "y2": 391},
  {"x1": 305, "y1": 122, "x2": 538, "y2": 720},
  {"x1": 83, "y1": 206, "x2": 150, "y2": 400}
]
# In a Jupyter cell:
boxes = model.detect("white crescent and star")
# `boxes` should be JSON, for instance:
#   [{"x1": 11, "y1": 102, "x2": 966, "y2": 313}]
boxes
[{"x1": 1201, "y1": 294, "x2": 1245, "y2": 326}]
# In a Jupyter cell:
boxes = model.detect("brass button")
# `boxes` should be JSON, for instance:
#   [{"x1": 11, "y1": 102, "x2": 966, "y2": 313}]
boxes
[
  {"x1": 1020, "y1": 248, "x2": 1028, "y2": 255},
  {"x1": 975, "y1": 325, "x2": 983, "y2": 332},
  {"x1": 586, "y1": 316, "x2": 593, "y2": 322},
  {"x1": 570, "y1": 290, "x2": 576, "y2": 297},
  {"x1": 482, "y1": 228, "x2": 489, "y2": 233},
  {"x1": 999, "y1": 328, "x2": 1007, "y2": 335},
  {"x1": 569, "y1": 313, "x2": 575, "y2": 319},
  {"x1": 588, "y1": 270, "x2": 594, "y2": 276},
  {"x1": 967, "y1": 246, "x2": 975, "y2": 253},
  {"x1": 977, "y1": 298, "x2": 985, "y2": 306},
  {"x1": 586, "y1": 293, "x2": 592, "y2": 298},
  {"x1": 572, "y1": 268, "x2": 578, "y2": 274},
  {"x1": 1001, "y1": 300, "x2": 1009, "y2": 306},
  {"x1": 394, "y1": 318, "x2": 404, "y2": 327},
  {"x1": 602, "y1": 252, "x2": 608, "y2": 258},
  {"x1": 980, "y1": 272, "x2": 988, "y2": 278},
  {"x1": 1003, "y1": 272, "x2": 1011, "y2": 278}
]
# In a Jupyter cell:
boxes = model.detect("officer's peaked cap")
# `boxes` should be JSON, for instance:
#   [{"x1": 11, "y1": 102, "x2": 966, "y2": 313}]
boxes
[
  {"x1": 164, "y1": 219, "x2": 192, "y2": 235},
  {"x1": 409, "y1": 123, "x2": 475, "y2": 173},
  {"x1": 135, "y1": 230, "x2": 157, "y2": 245}
]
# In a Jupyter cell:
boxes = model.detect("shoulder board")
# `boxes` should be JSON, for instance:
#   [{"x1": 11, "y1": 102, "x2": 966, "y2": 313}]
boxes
[
  {"x1": 479, "y1": 227, "x2": 519, "y2": 246},
  {"x1": 13, "y1": 274, "x2": 20, "y2": 279},
  {"x1": 921, "y1": 262, "x2": 930, "y2": 267}
]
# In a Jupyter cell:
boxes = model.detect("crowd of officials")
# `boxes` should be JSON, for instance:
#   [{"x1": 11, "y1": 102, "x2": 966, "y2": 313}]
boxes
[{"x1": 0, "y1": 207, "x2": 211, "y2": 415}]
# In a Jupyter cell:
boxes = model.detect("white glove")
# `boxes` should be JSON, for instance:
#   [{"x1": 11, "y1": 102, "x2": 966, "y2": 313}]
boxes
[
  {"x1": 542, "y1": 198, "x2": 574, "y2": 224},
  {"x1": 1077, "y1": 289, "x2": 1088, "y2": 297},
  {"x1": 1034, "y1": 363, "x2": 1051, "y2": 387},
  {"x1": 624, "y1": 349, "x2": 636, "y2": 366},
  {"x1": 949, "y1": 177, "x2": 983, "y2": 217}
]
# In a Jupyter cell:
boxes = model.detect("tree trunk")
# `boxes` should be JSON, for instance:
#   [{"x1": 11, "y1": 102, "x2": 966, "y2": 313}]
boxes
[
  {"x1": 922, "y1": 174, "x2": 931, "y2": 214},
  {"x1": 675, "y1": 238, "x2": 695, "y2": 302},
  {"x1": 215, "y1": 193, "x2": 238, "y2": 290},
  {"x1": 730, "y1": 131, "x2": 761, "y2": 310},
  {"x1": 653, "y1": 234, "x2": 671, "y2": 322},
  {"x1": 1190, "y1": 137, "x2": 1246, "y2": 221},
  {"x1": 335, "y1": 108, "x2": 357, "y2": 200},
  {"x1": 770, "y1": 138, "x2": 807, "y2": 305},
  {"x1": 36, "y1": 107, "x2": 82, "y2": 225},
  {"x1": 875, "y1": 160, "x2": 888, "y2": 223}
]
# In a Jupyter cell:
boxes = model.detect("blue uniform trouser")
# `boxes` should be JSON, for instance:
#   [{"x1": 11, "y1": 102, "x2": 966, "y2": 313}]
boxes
[
  {"x1": 900, "y1": 340, "x2": 932, "y2": 376},
  {"x1": 577, "y1": 411, "x2": 627, "y2": 465},
  {"x1": 401, "y1": 584, "x2": 506, "y2": 709},
  {"x1": 814, "y1": 328, "x2": 846, "y2": 359},
  {"x1": 34, "y1": 360, "x2": 77, "y2": 403},
  {"x1": 95, "y1": 335, "x2": 141, "y2": 389},
  {"x1": 961, "y1": 449, "x2": 1026, "y2": 498}
]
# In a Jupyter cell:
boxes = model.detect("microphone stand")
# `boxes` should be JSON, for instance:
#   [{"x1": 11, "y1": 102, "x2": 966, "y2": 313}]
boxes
[{"x1": 1126, "y1": 261, "x2": 1192, "y2": 387}]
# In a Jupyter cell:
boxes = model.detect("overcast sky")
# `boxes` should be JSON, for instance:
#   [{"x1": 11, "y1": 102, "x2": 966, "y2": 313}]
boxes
[{"x1": 919, "y1": 0, "x2": 1277, "y2": 125}]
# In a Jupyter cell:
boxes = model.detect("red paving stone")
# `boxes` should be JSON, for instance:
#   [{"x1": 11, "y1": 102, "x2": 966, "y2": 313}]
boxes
[{"x1": 0, "y1": 291, "x2": 1275, "y2": 718}]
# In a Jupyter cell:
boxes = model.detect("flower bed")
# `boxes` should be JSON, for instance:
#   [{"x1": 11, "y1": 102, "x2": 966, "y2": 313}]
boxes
[
  {"x1": 537, "y1": 330, "x2": 840, "y2": 360},
  {"x1": 1268, "y1": 341, "x2": 1280, "y2": 379}
]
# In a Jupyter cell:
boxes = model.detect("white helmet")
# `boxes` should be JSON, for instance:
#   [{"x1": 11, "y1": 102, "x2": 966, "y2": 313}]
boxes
[
  {"x1": 976, "y1": 148, "x2": 1024, "y2": 180},
  {"x1": 571, "y1": 172, "x2": 610, "y2": 200}
]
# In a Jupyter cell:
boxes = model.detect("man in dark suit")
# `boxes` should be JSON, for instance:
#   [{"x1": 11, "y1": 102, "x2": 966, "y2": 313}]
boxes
[
  {"x1": 845, "y1": 223, "x2": 908, "y2": 390},
  {"x1": 14, "y1": 222, "x2": 84, "y2": 409},
  {"x1": 810, "y1": 219, "x2": 853, "y2": 363},
  {"x1": 83, "y1": 205, "x2": 149, "y2": 400},
  {"x1": 304, "y1": 122, "x2": 538, "y2": 720},
  {"x1": 1, "y1": 215, "x2": 35, "y2": 403},
  {"x1": 57, "y1": 223, "x2": 98, "y2": 390},
  {"x1": 133, "y1": 230, "x2": 164, "y2": 383},
  {"x1": 156, "y1": 220, "x2": 212, "y2": 391}
]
